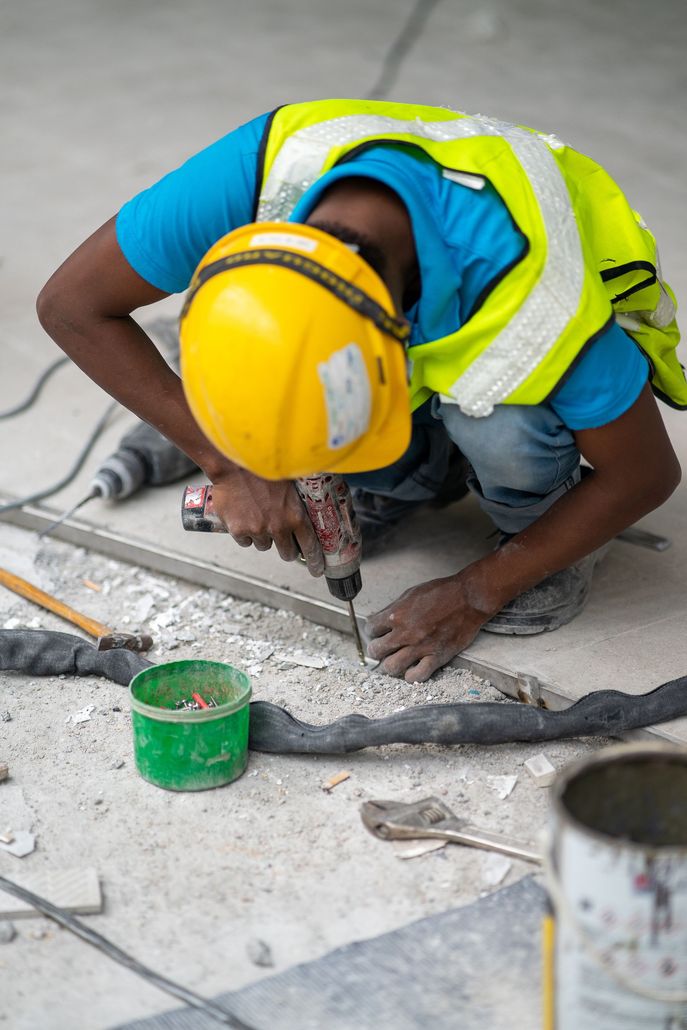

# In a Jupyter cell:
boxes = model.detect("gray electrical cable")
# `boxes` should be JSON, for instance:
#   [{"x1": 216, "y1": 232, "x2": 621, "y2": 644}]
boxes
[
  {"x1": 0, "y1": 400, "x2": 118, "y2": 514},
  {"x1": 0, "y1": 356, "x2": 68, "y2": 419},
  {"x1": 0, "y1": 875, "x2": 256, "y2": 1030}
]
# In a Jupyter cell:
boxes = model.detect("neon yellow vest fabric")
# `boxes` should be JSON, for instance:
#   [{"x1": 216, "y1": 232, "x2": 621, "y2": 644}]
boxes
[{"x1": 256, "y1": 99, "x2": 685, "y2": 416}]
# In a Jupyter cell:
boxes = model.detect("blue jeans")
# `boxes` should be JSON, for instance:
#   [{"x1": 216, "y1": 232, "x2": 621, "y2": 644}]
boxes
[{"x1": 347, "y1": 397, "x2": 581, "y2": 535}]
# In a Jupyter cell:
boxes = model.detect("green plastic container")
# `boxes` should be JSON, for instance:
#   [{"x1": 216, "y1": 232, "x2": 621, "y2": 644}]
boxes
[{"x1": 129, "y1": 660, "x2": 251, "y2": 791}]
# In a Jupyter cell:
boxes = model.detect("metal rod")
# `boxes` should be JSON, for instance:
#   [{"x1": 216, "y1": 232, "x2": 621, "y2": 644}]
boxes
[
  {"x1": 616, "y1": 526, "x2": 672, "y2": 552},
  {"x1": 38, "y1": 490, "x2": 97, "y2": 539},
  {"x1": 348, "y1": 599, "x2": 366, "y2": 664}
]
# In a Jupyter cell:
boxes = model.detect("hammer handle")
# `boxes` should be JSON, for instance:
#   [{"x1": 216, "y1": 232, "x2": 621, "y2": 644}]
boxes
[{"x1": 0, "y1": 568, "x2": 111, "y2": 641}]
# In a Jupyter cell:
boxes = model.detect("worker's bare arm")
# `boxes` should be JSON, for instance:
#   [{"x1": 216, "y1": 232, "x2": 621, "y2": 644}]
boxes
[
  {"x1": 367, "y1": 385, "x2": 681, "y2": 681},
  {"x1": 36, "y1": 218, "x2": 323, "y2": 575}
]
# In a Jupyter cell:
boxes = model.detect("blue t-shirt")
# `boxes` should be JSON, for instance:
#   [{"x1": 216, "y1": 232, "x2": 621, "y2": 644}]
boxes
[{"x1": 116, "y1": 116, "x2": 649, "y2": 431}]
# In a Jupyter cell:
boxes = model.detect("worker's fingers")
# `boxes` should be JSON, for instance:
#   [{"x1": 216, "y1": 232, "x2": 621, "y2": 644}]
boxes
[
  {"x1": 294, "y1": 523, "x2": 325, "y2": 578},
  {"x1": 250, "y1": 534, "x2": 273, "y2": 552},
  {"x1": 367, "y1": 627, "x2": 401, "y2": 661},
  {"x1": 233, "y1": 534, "x2": 254, "y2": 548},
  {"x1": 379, "y1": 646, "x2": 419, "y2": 679},
  {"x1": 273, "y1": 533, "x2": 300, "y2": 564},
  {"x1": 402, "y1": 654, "x2": 444, "y2": 684},
  {"x1": 365, "y1": 608, "x2": 395, "y2": 640}
]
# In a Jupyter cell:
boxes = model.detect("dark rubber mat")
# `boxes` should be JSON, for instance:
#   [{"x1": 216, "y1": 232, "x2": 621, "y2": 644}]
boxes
[{"x1": 113, "y1": 875, "x2": 544, "y2": 1030}]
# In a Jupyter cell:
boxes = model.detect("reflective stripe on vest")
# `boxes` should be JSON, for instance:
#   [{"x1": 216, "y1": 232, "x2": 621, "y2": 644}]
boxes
[
  {"x1": 256, "y1": 102, "x2": 687, "y2": 413},
  {"x1": 257, "y1": 111, "x2": 584, "y2": 417}
]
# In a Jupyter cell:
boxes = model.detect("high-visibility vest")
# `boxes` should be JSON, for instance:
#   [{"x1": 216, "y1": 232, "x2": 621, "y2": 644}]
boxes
[{"x1": 255, "y1": 99, "x2": 685, "y2": 417}]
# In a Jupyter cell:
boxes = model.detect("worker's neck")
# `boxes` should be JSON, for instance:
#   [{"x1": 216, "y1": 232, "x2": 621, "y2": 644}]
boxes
[{"x1": 306, "y1": 178, "x2": 416, "y2": 315}]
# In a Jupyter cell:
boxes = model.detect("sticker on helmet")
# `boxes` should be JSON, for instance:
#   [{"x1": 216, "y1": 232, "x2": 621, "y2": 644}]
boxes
[
  {"x1": 249, "y1": 232, "x2": 318, "y2": 252},
  {"x1": 318, "y1": 343, "x2": 371, "y2": 450}
]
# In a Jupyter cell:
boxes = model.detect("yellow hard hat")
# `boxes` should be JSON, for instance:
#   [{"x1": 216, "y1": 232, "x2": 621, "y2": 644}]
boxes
[{"x1": 179, "y1": 222, "x2": 411, "y2": 480}]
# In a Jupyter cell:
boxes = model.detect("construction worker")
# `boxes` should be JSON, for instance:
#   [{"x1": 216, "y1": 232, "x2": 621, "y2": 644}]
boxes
[{"x1": 37, "y1": 99, "x2": 683, "y2": 683}]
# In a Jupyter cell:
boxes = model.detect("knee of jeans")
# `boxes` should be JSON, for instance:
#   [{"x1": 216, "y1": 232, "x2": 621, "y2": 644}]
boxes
[{"x1": 438, "y1": 400, "x2": 578, "y2": 497}]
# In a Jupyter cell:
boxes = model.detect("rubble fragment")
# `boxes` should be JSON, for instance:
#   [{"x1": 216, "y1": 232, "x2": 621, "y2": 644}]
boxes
[
  {"x1": 65, "y1": 705, "x2": 95, "y2": 726},
  {"x1": 274, "y1": 651, "x2": 328, "y2": 669},
  {"x1": 524, "y1": 753, "x2": 556, "y2": 787},
  {"x1": 246, "y1": 938, "x2": 274, "y2": 967},
  {"x1": 392, "y1": 840, "x2": 447, "y2": 860},
  {"x1": 487, "y1": 774, "x2": 518, "y2": 800},
  {"x1": 481, "y1": 852, "x2": 512, "y2": 887},
  {"x1": 0, "y1": 867, "x2": 102, "y2": 919},
  {"x1": 0, "y1": 831, "x2": 36, "y2": 858}
]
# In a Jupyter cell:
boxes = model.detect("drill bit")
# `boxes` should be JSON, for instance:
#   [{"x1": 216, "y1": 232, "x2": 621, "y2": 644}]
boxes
[
  {"x1": 39, "y1": 490, "x2": 99, "y2": 539},
  {"x1": 347, "y1": 600, "x2": 366, "y2": 664}
]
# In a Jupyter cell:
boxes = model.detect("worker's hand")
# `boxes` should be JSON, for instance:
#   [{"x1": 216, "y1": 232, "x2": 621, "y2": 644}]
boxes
[
  {"x1": 366, "y1": 572, "x2": 494, "y2": 683},
  {"x1": 211, "y1": 469, "x2": 325, "y2": 577}
]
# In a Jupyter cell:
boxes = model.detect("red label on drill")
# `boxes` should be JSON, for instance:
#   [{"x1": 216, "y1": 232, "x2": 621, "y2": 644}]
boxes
[{"x1": 184, "y1": 486, "x2": 208, "y2": 509}]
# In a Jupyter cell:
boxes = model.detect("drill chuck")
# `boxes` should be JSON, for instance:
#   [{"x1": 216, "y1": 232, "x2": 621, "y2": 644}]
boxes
[
  {"x1": 91, "y1": 449, "x2": 148, "y2": 500},
  {"x1": 325, "y1": 569, "x2": 362, "y2": 601}
]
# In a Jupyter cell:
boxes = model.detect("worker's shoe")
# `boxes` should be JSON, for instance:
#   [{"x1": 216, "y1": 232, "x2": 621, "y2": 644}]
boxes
[
  {"x1": 353, "y1": 446, "x2": 470, "y2": 553},
  {"x1": 483, "y1": 541, "x2": 611, "y2": 635}
]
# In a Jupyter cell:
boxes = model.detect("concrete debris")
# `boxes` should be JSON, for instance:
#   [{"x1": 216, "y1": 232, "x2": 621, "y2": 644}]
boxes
[
  {"x1": 151, "y1": 610, "x2": 177, "y2": 630},
  {"x1": 481, "y1": 852, "x2": 512, "y2": 888},
  {"x1": 132, "y1": 593, "x2": 155, "y2": 624},
  {"x1": 0, "y1": 831, "x2": 36, "y2": 858},
  {"x1": 0, "y1": 921, "x2": 16, "y2": 944},
  {"x1": 110, "y1": 759, "x2": 125, "y2": 770},
  {"x1": 487, "y1": 774, "x2": 518, "y2": 800},
  {"x1": 0, "y1": 867, "x2": 102, "y2": 919},
  {"x1": 322, "y1": 771, "x2": 351, "y2": 792},
  {"x1": 2, "y1": 786, "x2": 33, "y2": 834},
  {"x1": 524, "y1": 753, "x2": 556, "y2": 787},
  {"x1": 65, "y1": 705, "x2": 95, "y2": 726},
  {"x1": 274, "y1": 651, "x2": 328, "y2": 669},
  {"x1": 392, "y1": 839, "x2": 448, "y2": 860},
  {"x1": 82, "y1": 579, "x2": 101, "y2": 592},
  {"x1": 0, "y1": 763, "x2": 8, "y2": 783},
  {"x1": 246, "y1": 938, "x2": 274, "y2": 968},
  {"x1": 245, "y1": 642, "x2": 274, "y2": 663},
  {"x1": 1, "y1": 711, "x2": 11, "y2": 722},
  {"x1": 174, "y1": 629, "x2": 196, "y2": 643},
  {"x1": 0, "y1": 830, "x2": 15, "y2": 844}
]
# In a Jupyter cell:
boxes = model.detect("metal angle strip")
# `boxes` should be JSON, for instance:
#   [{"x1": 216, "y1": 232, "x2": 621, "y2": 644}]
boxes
[
  {"x1": 0, "y1": 501, "x2": 678, "y2": 745},
  {"x1": 0, "y1": 503, "x2": 352, "y2": 634}
]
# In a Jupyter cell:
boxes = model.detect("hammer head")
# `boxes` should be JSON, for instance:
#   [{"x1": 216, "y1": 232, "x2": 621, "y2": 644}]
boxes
[{"x1": 96, "y1": 632, "x2": 153, "y2": 653}]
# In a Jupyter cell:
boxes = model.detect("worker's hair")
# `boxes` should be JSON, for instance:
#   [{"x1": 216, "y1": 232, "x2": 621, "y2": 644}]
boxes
[{"x1": 307, "y1": 220, "x2": 387, "y2": 280}]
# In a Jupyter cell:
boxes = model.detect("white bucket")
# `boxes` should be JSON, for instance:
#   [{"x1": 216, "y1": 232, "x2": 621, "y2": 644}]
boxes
[{"x1": 546, "y1": 742, "x2": 687, "y2": 1030}]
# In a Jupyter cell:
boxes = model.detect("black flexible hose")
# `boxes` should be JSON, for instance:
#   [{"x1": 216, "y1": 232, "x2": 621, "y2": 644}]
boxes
[
  {"x1": 0, "y1": 876, "x2": 255, "y2": 1030},
  {"x1": 0, "y1": 629, "x2": 151, "y2": 685},
  {"x1": 1, "y1": 629, "x2": 685, "y2": 753},
  {"x1": 247, "y1": 682, "x2": 687, "y2": 753}
]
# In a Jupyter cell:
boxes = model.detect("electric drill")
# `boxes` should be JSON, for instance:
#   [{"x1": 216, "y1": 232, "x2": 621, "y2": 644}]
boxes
[
  {"x1": 181, "y1": 475, "x2": 365, "y2": 662},
  {"x1": 42, "y1": 421, "x2": 198, "y2": 536}
]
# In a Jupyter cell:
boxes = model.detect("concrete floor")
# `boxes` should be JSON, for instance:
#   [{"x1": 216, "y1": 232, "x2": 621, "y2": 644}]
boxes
[{"x1": 1, "y1": 0, "x2": 687, "y2": 1025}]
